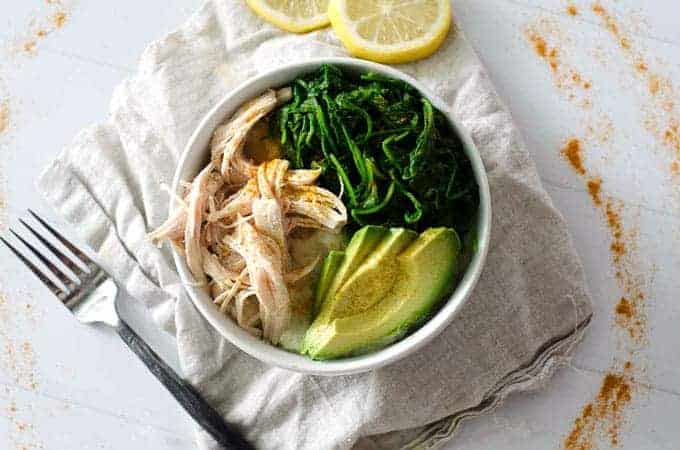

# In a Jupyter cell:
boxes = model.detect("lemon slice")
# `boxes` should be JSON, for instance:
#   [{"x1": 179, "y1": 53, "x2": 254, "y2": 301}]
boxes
[
  {"x1": 328, "y1": 0, "x2": 451, "y2": 64},
  {"x1": 246, "y1": 0, "x2": 330, "y2": 33}
]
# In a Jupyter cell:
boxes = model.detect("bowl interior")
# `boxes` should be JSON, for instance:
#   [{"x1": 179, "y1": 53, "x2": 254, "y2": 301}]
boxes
[{"x1": 171, "y1": 57, "x2": 491, "y2": 376}]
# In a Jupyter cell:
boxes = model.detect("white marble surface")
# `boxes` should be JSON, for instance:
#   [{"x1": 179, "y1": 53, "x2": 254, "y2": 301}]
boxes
[{"x1": 1, "y1": 1, "x2": 679, "y2": 449}]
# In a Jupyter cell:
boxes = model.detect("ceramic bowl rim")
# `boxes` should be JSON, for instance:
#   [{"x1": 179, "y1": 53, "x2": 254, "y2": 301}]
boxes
[{"x1": 171, "y1": 57, "x2": 492, "y2": 376}]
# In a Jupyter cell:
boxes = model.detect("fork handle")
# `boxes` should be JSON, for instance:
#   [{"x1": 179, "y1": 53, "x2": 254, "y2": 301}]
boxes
[{"x1": 116, "y1": 320, "x2": 254, "y2": 450}]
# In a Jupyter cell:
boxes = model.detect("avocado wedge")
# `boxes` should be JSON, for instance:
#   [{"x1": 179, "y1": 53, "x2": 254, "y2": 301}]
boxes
[
  {"x1": 302, "y1": 227, "x2": 462, "y2": 360},
  {"x1": 313, "y1": 225, "x2": 387, "y2": 312},
  {"x1": 328, "y1": 228, "x2": 417, "y2": 318},
  {"x1": 315, "y1": 250, "x2": 345, "y2": 308}
]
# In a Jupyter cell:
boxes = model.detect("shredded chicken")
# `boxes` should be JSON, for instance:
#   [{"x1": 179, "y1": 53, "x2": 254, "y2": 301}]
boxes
[
  {"x1": 147, "y1": 167, "x2": 223, "y2": 245},
  {"x1": 184, "y1": 164, "x2": 215, "y2": 285},
  {"x1": 147, "y1": 88, "x2": 346, "y2": 344}
]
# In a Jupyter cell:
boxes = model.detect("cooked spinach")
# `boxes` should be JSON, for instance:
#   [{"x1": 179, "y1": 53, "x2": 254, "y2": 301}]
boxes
[{"x1": 273, "y1": 64, "x2": 479, "y2": 236}]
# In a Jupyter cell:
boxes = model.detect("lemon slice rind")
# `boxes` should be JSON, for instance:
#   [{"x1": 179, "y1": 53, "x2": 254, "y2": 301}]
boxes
[
  {"x1": 328, "y1": 0, "x2": 451, "y2": 64},
  {"x1": 246, "y1": 0, "x2": 330, "y2": 33}
]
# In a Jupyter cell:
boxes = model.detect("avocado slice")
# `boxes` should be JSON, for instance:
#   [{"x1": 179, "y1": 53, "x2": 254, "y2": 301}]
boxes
[
  {"x1": 327, "y1": 228, "x2": 417, "y2": 318},
  {"x1": 313, "y1": 226, "x2": 387, "y2": 312},
  {"x1": 302, "y1": 227, "x2": 461, "y2": 360},
  {"x1": 315, "y1": 250, "x2": 345, "y2": 308}
]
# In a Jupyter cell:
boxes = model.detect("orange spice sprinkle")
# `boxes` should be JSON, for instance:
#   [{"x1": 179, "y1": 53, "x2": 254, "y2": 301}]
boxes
[
  {"x1": 616, "y1": 297, "x2": 633, "y2": 318},
  {"x1": 665, "y1": 124, "x2": 680, "y2": 154},
  {"x1": 564, "y1": 403, "x2": 595, "y2": 450},
  {"x1": 524, "y1": 23, "x2": 593, "y2": 107},
  {"x1": 671, "y1": 161, "x2": 680, "y2": 175},
  {"x1": 587, "y1": 177, "x2": 602, "y2": 206},
  {"x1": 591, "y1": 2, "x2": 630, "y2": 50},
  {"x1": 530, "y1": 33, "x2": 548, "y2": 58},
  {"x1": 599, "y1": 372, "x2": 632, "y2": 445},
  {"x1": 559, "y1": 138, "x2": 645, "y2": 344},
  {"x1": 19, "y1": 5, "x2": 69, "y2": 57},
  {"x1": 564, "y1": 368, "x2": 634, "y2": 449},
  {"x1": 561, "y1": 139, "x2": 586, "y2": 175},
  {"x1": 0, "y1": 102, "x2": 8, "y2": 135},
  {"x1": 53, "y1": 11, "x2": 67, "y2": 28},
  {"x1": 527, "y1": 32, "x2": 561, "y2": 71},
  {"x1": 549, "y1": 48, "x2": 559, "y2": 71},
  {"x1": 605, "y1": 201, "x2": 624, "y2": 242},
  {"x1": 567, "y1": 5, "x2": 578, "y2": 16},
  {"x1": 556, "y1": 61, "x2": 648, "y2": 443},
  {"x1": 615, "y1": 296, "x2": 643, "y2": 339},
  {"x1": 23, "y1": 40, "x2": 37, "y2": 53},
  {"x1": 571, "y1": 72, "x2": 592, "y2": 90},
  {"x1": 591, "y1": 1, "x2": 680, "y2": 175},
  {"x1": 610, "y1": 240, "x2": 625, "y2": 259},
  {"x1": 648, "y1": 76, "x2": 661, "y2": 96}
]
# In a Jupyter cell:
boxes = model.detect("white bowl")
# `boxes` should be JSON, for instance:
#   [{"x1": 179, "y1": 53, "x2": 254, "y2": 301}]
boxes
[{"x1": 171, "y1": 57, "x2": 491, "y2": 376}]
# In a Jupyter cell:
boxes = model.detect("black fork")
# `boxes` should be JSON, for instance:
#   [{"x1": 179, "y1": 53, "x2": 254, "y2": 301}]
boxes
[{"x1": 2, "y1": 210, "x2": 254, "y2": 450}]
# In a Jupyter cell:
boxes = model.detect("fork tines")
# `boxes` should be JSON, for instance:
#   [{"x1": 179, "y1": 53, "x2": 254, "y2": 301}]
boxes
[{"x1": 1, "y1": 210, "x2": 97, "y2": 302}]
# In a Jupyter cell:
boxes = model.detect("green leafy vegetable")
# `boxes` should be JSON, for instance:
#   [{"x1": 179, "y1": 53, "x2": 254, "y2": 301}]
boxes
[{"x1": 273, "y1": 64, "x2": 479, "y2": 236}]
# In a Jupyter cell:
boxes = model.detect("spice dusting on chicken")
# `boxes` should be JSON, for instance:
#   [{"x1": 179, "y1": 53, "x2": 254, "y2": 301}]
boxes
[{"x1": 148, "y1": 88, "x2": 347, "y2": 344}]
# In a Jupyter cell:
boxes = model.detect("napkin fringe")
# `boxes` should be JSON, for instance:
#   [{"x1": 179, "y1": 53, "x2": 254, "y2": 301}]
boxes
[{"x1": 402, "y1": 314, "x2": 592, "y2": 449}]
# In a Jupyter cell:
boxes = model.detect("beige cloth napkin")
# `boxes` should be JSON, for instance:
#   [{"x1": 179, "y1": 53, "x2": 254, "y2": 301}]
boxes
[{"x1": 38, "y1": 1, "x2": 592, "y2": 449}]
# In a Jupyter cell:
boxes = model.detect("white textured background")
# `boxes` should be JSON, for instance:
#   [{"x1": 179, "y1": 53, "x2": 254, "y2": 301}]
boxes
[{"x1": 0, "y1": 1, "x2": 678, "y2": 449}]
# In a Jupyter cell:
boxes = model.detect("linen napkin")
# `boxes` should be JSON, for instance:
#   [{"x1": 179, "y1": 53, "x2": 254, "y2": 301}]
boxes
[{"x1": 38, "y1": 1, "x2": 593, "y2": 449}]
